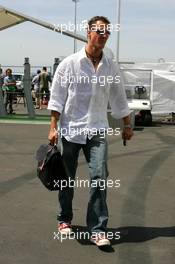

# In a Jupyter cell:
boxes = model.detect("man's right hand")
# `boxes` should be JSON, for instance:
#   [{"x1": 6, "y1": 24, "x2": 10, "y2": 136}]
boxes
[
  {"x1": 48, "y1": 110, "x2": 60, "y2": 145},
  {"x1": 48, "y1": 128, "x2": 58, "y2": 145}
]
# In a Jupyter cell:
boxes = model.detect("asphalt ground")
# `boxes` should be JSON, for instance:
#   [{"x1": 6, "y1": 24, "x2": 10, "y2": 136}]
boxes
[{"x1": 0, "y1": 122, "x2": 175, "y2": 264}]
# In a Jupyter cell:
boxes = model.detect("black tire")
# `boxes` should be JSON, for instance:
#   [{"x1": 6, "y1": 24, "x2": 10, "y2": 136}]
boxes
[
  {"x1": 135, "y1": 110, "x2": 152, "y2": 126},
  {"x1": 142, "y1": 111, "x2": 152, "y2": 126}
]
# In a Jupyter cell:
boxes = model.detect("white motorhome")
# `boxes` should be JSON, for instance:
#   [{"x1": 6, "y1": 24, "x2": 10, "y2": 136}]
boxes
[
  {"x1": 121, "y1": 67, "x2": 153, "y2": 125},
  {"x1": 121, "y1": 62, "x2": 175, "y2": 125},
  {"x1": 13, "y1": 73, "x2": 24, "y2": 90}
]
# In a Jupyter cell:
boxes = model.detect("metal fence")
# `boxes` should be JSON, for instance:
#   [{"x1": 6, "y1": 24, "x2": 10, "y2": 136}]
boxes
[
  {"x1": 0, "y1": 57, "x2": 61, "y2": 117},
  {"x1": 1, "y1": 65, "x2": 52, "y2": 75}
]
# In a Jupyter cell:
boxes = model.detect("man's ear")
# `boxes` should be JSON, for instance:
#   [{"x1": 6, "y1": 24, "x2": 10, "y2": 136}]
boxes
[{"x1": 87, "y1": 31, "x2": 91, "y2": 40}]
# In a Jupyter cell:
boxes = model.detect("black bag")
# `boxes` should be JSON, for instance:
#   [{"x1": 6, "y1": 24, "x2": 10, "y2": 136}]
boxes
[{"x1": 36, "y1": 144, "x2": 68, "y2": 191}]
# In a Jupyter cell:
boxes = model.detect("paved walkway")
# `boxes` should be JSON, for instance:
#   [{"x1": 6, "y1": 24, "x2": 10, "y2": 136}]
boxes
[{"x1": 0, "y1": 123, "x2": 174, "y2": 264}]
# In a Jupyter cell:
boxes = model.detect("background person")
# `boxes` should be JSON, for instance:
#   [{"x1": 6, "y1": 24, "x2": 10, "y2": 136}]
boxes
[
  {"x1": 3, "y1": 68, "x2": 16, "y2": 114},
  {"x1": 48, "y1": 16, "x2": 133, "y2": 247},
  {"x1": 39, "y1": 67, "x2": 52, "y2": 109},
  {"x1": 0, "y1": 66, "x2": 4, "y2": 96},
  {"x1": 32, "y1": 69, "x2": 41, "y2": 109}
]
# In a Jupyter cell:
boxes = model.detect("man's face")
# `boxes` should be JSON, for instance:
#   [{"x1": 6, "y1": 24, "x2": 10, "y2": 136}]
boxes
[
  {"x1": 6, "y1": 70, "x2": 12, "y2": 76},
  {"x1": 87, "y1": 20, "x2": 110, "y2": 49}
]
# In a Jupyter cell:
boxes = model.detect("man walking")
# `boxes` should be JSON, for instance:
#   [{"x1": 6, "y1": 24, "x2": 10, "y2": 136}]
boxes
[
  {"x1": 39, "y1": 67, "x2": 51, "y2": 109},
  {"x1": 48, "y1": 16, "x2": 133, "y2": 246}
]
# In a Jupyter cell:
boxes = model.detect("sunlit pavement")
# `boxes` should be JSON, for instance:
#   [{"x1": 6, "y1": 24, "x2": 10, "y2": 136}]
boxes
[{"x1": 0, "y1": 123, "x2": 174, "y2": 264}]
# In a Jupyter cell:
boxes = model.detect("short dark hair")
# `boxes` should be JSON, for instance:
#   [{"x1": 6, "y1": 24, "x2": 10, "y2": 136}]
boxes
[
  {"x1": 88, "y1": 16, "x2": 111, "y2": 30},
  {"x1": 43, "y1": 67, "x2": 47, "y2": 71},
  {"x1": 6, "y1": 68, "x2": 12, "y2": 75}
]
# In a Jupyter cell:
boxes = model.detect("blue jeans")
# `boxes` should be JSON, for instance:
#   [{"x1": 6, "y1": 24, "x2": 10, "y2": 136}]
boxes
[{"x1": 58, "y1": 134, "x2": 109, "y2": 234}]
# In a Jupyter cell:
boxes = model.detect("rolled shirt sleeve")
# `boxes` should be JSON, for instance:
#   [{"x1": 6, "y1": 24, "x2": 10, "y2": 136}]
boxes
[{"x1": 48, "y1": 60, "x2": 70, "y2": 113}]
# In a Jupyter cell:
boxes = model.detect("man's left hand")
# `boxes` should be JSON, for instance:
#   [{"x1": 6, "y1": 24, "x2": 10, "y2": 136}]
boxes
[{"x1": 122, "y1": 127, "x2": 133, "y2": 141}]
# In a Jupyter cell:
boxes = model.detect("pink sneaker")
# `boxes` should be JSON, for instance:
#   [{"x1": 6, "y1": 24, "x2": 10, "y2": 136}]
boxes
[{"x1": 58, "y1": 223, "x2": 73, "y2": 235}]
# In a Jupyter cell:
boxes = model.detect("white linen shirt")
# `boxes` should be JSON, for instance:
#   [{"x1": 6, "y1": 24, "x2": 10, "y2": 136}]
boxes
[{"x1": 48, "y1": 47, "x2": 130, "y2": 144}]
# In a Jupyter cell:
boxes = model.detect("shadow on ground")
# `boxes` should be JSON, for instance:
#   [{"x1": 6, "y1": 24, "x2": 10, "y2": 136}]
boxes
[
  {"x1": 73, "y1": 225, "x2": 175, "y2": 252},
  {"x1": 0, "y1": 171, "x2": 36, "y2": 197}
]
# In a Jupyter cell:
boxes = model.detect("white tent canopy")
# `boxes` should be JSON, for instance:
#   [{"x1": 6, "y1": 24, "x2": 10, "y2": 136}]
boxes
[
  {"x1": 0, "y1": 5, "x2": 86, "y2": 42},
  {"x1": 152, "y1": 70, "x2": 175, "y2": 114},
  {"x1": 0, "y1": 5, "x2": 115, "y2": 63},
  {"x1": 0, "y1": 5, "x2": 87, "y2": 117},
  {"x1": 0, "y1": 6, "x2": 25, "y2": 30}
]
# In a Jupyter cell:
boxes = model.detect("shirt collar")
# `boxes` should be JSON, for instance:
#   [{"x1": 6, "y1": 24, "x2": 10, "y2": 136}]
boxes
[{"x1": 78, "y1": 46, "x2": 109, "y2": 66}]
